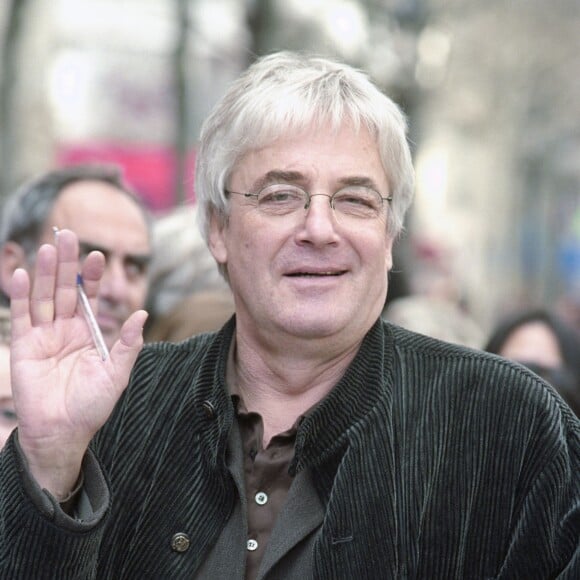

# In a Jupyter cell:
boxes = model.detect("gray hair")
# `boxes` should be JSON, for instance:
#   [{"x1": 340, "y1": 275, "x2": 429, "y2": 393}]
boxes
[
  {"x1": 195, "y1": 51, "x2": 415, "y2": 243},
  {"x1": 0, "y1": 163, "x2": 152, "y2": 258}
]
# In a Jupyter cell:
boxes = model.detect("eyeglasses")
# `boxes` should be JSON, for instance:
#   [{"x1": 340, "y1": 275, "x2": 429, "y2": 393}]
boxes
[{"x1": 226, "y1": 183, "x2": 392, "y2": 221}]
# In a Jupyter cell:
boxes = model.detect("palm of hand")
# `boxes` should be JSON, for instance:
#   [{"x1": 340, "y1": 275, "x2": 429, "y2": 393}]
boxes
[
  {"x1": 8, "y1": 230, "x2": 147, "y2": 496},
  {"x1": 11, "y1": 314, "x2": 120, "y2": 445}
]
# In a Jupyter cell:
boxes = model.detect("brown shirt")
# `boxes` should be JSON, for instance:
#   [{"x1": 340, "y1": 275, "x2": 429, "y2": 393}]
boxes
[{"x1": 232, "y1": 395, "x2": 302, "y2": 580}]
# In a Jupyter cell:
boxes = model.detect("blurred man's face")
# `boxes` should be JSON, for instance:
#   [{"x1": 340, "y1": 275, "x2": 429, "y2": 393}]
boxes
[
  {"x1": 37, "y1": 181, "x2": 151, "y2": 349},
  {"x1": 0, "y1": 344, "x2": 16, "y2": 448}
]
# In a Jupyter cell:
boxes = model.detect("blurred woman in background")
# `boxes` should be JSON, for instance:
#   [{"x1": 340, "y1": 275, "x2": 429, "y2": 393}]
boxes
[{"x1": 485, "y1": 308, "x2": 580, "y2": 416}]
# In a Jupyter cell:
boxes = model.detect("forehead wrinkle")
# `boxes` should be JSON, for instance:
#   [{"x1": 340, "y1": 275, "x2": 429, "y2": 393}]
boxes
[{"x1": 238, "y1": 123, "x2": 388, "y2": 194}]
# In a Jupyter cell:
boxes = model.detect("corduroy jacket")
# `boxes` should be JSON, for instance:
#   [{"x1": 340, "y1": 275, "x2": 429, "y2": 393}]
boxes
[{"x1": 0, "y1": 318, "x2": 578, "y2": 579}]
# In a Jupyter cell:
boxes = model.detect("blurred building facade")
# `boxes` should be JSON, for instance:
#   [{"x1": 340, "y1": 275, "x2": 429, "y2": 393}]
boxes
[{"x1": 0, "y1": 0, "x2": 578, "y2": 331}]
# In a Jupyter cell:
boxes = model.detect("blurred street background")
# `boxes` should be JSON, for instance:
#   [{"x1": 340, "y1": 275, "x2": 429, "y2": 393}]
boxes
[{"x1": 0, "y1": 0, "x2": 578, "y2": 334}]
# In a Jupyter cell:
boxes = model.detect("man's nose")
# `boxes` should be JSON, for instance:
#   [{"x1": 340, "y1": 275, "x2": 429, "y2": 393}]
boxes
[
  {"x1": 99, "y1": 258, "x2": 129, "y2": 302},
  {"x1": 296, "y1": 194, "x2": 340, "y2": 245}
]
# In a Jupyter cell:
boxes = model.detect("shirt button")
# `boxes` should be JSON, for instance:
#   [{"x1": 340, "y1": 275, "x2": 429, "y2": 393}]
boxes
[
  {"x1": 201, "y1": 400, "x2": 216, "y2": 419},
  {"x1": 247, "y1": 538, "x2": 259, "y2": 551},
  {"x1": 255, "y1": 491, "x2": 268, "y2": 505},
  {"x1": 171, "y1": 532, "x2": 190, "y2": 553}
]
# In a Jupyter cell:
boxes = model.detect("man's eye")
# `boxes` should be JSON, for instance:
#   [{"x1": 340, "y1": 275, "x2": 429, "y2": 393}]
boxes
[
  {"x1": 259, "y1": 188, "x2": 303, "y2": 204},
  {"x1": 339, "y1": 195, "x2": 369, "y2": 206},
  {"x1": 0, "y1": 408, "x2": 17, "y2": 422},
  {"x1": 124, "y1": 261, "x2": 147, "y2": 279},
  {"x1": 263, "y1": 192, "x2": 293, "y2": 203},
  {"x1": 334, "y1": 188, "x2": 381, "y2": 211}
]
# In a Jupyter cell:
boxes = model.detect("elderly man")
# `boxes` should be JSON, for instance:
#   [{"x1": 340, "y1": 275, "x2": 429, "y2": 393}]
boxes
[
  {"x1": 1, "y1": 53, "x2": 578, "y2": 579},
  {"x1": 0, "y1": 164, "x2": 152, "y2": 350}
]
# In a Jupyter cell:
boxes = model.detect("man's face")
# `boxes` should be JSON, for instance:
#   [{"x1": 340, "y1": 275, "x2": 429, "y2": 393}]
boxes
[
  {"x1": 209, "y1": 122, "x2": 394, "y2": 346},
  {"x1": 38, "y1": 181, "x2": 151, "y2": 349}
]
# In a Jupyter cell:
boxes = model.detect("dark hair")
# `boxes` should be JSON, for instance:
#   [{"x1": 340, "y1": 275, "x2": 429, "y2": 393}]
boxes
[
  {"x1": 0, "y1": 164, "x2": 152, "y2": 257},
  {"x1": 484, "y1": 308, "x2": 580, "y2": 416}
]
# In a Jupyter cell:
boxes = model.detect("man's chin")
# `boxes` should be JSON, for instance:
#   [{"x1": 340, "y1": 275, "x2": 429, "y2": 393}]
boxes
[
  {"x1": 100, "y1": 327, "x2": 120, "y2": 351},
  {"x1": 96, "y1": 313, "x2": 122, "y2": 349}
]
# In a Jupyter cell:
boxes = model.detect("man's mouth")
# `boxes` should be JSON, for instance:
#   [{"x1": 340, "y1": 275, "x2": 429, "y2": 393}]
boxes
[
  {"x1": 285, "y1": 270, "x2": 347, "y2": 277},
  {"x1": 97, "y1": 314, "x2": 120, "y2": 331},
  {"x1": 97, "y1": 309, "x2": 124, "y2": 331}
]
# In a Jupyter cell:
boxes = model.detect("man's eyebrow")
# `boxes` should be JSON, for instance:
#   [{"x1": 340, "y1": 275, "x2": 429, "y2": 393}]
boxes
[
  {"x1": 79, "y1": 241, "x2": 109, "y2": 257},
  {"x1": 252, "y1": 170, "x2": 307, "y2": 191},
  {"x1": 125, "y1": 254, "x2": 152, "y2": 268},
  {"x1": 250, "y1": 172, "x2": 385, "y2": 193},
  {"x1": 337, "y1": 175, "x2": 384, "y2": 192},
  {"x1": 78, "y1": 241, "x2": 151, "y2": 264}
]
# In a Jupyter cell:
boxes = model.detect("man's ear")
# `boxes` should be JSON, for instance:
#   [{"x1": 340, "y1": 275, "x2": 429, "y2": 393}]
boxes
[
  {"x1": 0, "y1": 242, "x2": 29, "y2": 298},
  {"x1": 385, "y1": 236, "x2": 394, "y2": 272},
  {"x1": 208, "y1": 211, "x2": 228, "y2": 266}
]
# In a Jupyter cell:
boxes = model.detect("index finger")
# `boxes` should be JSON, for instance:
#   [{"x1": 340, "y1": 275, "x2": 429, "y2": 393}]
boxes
[{"x1": 9, "y1": 268, "x2": 32, "y2": 340}]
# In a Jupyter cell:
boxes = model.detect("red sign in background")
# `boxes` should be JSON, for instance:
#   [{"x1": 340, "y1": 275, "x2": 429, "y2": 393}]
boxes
[{"x1": 56, "y1": 143, "x2": 197, "y2": 213}]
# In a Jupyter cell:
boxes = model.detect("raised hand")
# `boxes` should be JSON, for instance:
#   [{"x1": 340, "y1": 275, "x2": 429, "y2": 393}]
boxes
[{"x1": 9, "y1": 229, "x2": 147, "y2": 499}]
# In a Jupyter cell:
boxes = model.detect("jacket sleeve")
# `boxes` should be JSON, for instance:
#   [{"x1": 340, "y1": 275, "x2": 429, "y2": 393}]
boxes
[
  {"x1": 0, "y1": 430, "x2": 110, "y2": 579},
  {"x1": 497, "y1": 402, "x2": 580, "y2": 579}
]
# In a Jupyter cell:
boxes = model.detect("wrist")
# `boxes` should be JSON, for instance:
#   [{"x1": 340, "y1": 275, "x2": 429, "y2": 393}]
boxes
[{"x1": 17, "y1": 431, "x2": 87, "y2": 500}]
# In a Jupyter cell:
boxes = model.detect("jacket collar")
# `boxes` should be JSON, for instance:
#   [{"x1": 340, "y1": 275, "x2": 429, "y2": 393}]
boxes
[
  {"x1": 195, "y1": 317, "x2": 394, "y2": 473},
  {"x1": 291, "y1": 319, "x2": 394, "y2": 475}
]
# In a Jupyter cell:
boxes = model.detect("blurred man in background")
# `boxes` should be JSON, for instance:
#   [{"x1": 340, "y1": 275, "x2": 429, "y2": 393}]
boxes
[{"x1": 0, "y1": 164, "x2": 152, "y2": 350}]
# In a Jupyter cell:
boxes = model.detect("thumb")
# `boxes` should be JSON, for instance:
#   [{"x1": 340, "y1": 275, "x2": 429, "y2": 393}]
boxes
[{"x1": 110, "y1": 310, "x2": 149, "y2": 377}]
